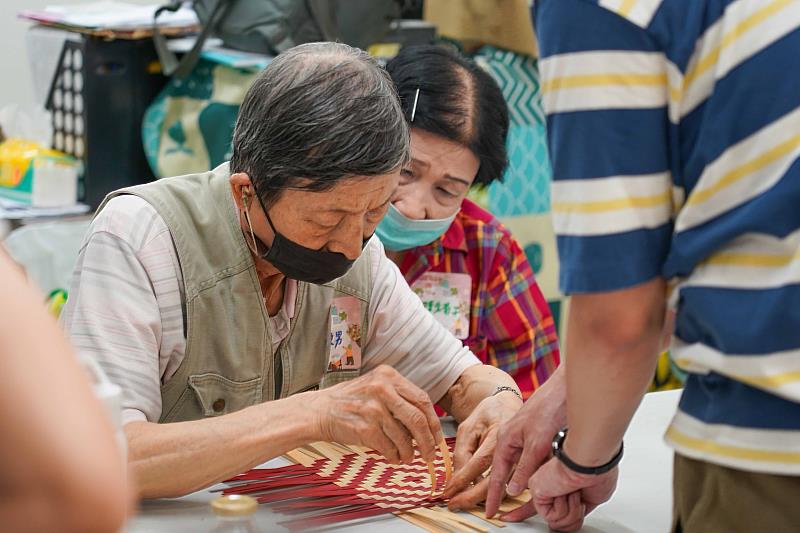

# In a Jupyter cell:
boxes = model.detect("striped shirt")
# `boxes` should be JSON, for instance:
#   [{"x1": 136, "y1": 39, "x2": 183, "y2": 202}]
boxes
[
  {"x1": 535, "y1": 0, "x2": 800, "y2": 474},
  {"x1": 395, "y1": 198, "x2": 560, "y2": 399},
  {"x1": 61, "y1": 195, "x2": 480, "y2": 426}
]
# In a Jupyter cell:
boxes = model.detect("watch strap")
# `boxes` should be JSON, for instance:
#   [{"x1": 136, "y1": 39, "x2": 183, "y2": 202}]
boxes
[{"x1": 551, "y1": 428, "x2": 623, "y2": 475}]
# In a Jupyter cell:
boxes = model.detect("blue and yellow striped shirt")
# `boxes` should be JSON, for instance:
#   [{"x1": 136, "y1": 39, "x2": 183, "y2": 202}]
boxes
[{"x1": 535, "y1": 0, "x2": 800, "y2": 474}]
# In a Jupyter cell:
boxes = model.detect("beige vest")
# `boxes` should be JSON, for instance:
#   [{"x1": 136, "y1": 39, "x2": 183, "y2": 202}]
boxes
[{"x1": 97, "y1": 165, "x2": 372, "y2": 423}]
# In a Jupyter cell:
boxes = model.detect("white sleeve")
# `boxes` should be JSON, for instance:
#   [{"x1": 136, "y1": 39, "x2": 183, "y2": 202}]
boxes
[
  {"x1": 61, "y1": 197, "x2": 173, "y2": 425},
  {"x1": 362, "y1": 238, "x2": 481, "y2": 404}
]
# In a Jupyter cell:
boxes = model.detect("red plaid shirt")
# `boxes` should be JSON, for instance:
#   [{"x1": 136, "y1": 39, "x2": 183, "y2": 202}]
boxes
[{"x1": 395, "y1": 199, "x2": 560, "y2": 398}]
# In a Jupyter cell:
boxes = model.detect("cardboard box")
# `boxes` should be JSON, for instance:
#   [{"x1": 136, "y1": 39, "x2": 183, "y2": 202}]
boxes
[
  {"x1": 0, "y1": 139, "x2": 79, "y2": 207},
  {"x1": 424, "y1": 0, "x2": 539, "y2": 57}
]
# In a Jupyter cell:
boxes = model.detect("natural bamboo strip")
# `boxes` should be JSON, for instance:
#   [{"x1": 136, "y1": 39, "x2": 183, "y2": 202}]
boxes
[
  {"x1": 328, "y1": 442, "x2": 359, "y2": 456},
  {"x1": 397, "y1": 511, "x2": 452, "y2": 533},
  {"x1": 407, "y1": 507, "x2": 466, "y2": 530},
  {"x1": 417, "y1": 506, "x2": 489, "y2": 533},
  {"x1": 439, "y1": 439, "x2": 453, "y2": 485},
  {"x1": 285, "y1": 447, "x2": 320, "y2": 466},
  {"x1": 427, "y1": 460, "x2": 438, "y2": 496},
  {"x1": 428, "y1": 507, "x2": 491, "y2": 532},
  {"x1": 467, "y1": 508, "x2": 505, "y2": 528},
  {"x1": 510, "y1": 490, "x2": 532, "y2": 503},
  {"x1": 307, "y1": 442, "x2": 346, "y2": 460}
]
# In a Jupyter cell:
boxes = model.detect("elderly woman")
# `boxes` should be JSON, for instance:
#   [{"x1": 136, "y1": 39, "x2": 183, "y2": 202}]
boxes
[
  {"x1": 378, "y1": 46, "x2": 560, "y2": 398},
  {"x1": 62, "y1": 42, "x2": 521, "y2": 506}
]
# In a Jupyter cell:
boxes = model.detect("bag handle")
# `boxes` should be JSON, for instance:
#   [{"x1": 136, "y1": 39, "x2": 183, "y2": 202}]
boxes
[{"x1": 152, "y1": 0, "x2": 234, "y2": 78}]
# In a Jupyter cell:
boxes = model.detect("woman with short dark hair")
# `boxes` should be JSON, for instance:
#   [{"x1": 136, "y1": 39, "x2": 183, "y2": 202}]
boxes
[{"x1": 379, "y1": 45, "x2": 560, "y2": 399}]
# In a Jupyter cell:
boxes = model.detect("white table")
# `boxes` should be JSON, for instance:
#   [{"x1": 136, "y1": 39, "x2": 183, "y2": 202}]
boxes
[{"x1": 127, "y1": 390, "x2": 681, "y2": 533}]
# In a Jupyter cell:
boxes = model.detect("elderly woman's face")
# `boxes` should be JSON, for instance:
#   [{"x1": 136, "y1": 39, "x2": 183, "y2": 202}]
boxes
[
  {"x1": 391, "y1": 129, "x2": 480, "y2": 221},
  {"x1": 238, "y1": 171, "x2": 399, "y2": 263}
]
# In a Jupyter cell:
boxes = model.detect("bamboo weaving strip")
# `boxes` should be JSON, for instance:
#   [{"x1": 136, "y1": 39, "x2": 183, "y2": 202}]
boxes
[
  {"x1": 398, "y1": 511, "x2": 452, "y2": 533},
  {"x1": 407, "y1": 507, "x2": 489, "y2": 532},
  {"x1": 468, "y1": 508, "x2": 506, "y2": 528}
]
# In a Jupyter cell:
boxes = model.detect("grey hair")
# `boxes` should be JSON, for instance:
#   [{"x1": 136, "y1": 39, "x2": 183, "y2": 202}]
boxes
[{"x1": 230, "y1": 42, "x2": 410, "y2": 209}]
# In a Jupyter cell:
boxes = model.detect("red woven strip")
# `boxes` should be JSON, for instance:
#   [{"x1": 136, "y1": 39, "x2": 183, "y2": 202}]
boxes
[
  {"x1": 337, "y1": 456, "x2": 380, "y2": 486},
  {"x1": 221, "y1": 475, "x2": 331, "y2": 495},
  {"x1": 273, "y1": 495, "x2": 372, "y2": 511},
  {"x1": 353, "y1": 490, "x2": 446, "y2": 506},
  {"x1": 251, "y1": 486, "x2": 359, "y2": 504},
  {"x1": 316, "y1": 453, "x2": 359, "y2": 482},
  {"x1": 279, "y1": 504, "x2": 403, "y2": 530},
  {"x1": 224, "y1": 464, "x2": 313, "y2": 482},
  {"x1": 371, "y1": 463, "x2": 437, "y2": 497}
]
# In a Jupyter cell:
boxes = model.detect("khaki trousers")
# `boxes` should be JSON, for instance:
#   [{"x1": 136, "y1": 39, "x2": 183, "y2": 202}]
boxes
[{"x1": 673, "y1": 454, "x2": 800, "y2": 533}]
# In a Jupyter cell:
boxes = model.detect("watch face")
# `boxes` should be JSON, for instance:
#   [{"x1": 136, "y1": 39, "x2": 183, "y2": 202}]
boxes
[{"x1": 552, "y1": 428, "x2": 566, "y2": 453}]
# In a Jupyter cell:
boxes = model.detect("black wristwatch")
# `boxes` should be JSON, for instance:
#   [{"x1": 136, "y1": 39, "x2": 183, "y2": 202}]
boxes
[{"x1": 551, "y1": 428, "x2": 623, "y2": 475}]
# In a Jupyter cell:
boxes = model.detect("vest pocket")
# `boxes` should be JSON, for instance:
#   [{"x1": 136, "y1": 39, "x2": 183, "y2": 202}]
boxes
[
  {"x1": 188, "y1": 373, "x2": 263, "y2": 417},
  {"x1": 319, "y1": 369, "x2": 361, "y2": 389}
]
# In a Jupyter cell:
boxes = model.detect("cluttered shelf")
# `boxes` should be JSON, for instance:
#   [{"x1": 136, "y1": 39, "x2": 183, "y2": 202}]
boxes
[{"x1": 4, "y1": 1, "x2": 440, "y2": 217}]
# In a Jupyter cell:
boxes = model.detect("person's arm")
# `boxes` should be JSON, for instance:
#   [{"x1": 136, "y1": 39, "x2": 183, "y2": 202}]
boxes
[
  {"x1": 437, "y1": 364, "x2": 524, "y2": 509},
  {"x1": 487, "y1": 0, "x2": 675, "y2": 527},
  {"x1": 0, "y1": 250, "x2": 129, "y2": 532},
  {"x1": 444, "y1": 238, "x2": 563, "y2": 509},
  {"x1": 482, "y1": 233, "x2": 560, "y2": 397},
  {"x1": 485, "y1": 364, "x2": 566, "y2": 515},
  {"x1": 563, "y1": 279, "x2": 666, "y2": 465},
  {"x1": 124, "y1": 394, "x2": 314, "y2": 497},
  {"x1": 495, "y1": 280, "x2": 665, "y2": 528},
  {"x1": 437, "y1": 364, "x2": 520, "y2": 423}
]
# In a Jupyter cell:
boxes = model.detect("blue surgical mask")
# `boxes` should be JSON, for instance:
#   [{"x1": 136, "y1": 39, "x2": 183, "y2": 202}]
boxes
[{"x1": 375, "y1": 203, "x2": 457, "y2": 252}]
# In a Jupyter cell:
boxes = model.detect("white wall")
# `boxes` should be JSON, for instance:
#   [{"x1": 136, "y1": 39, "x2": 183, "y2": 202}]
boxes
[{"x1": 0, "y1": 0, "x2": 152, "y2": 108}]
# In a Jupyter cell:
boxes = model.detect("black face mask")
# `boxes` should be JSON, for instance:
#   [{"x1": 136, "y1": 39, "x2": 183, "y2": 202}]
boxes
[{"x1": 241, "y1": 189, "x2": 367, "y2": 285}]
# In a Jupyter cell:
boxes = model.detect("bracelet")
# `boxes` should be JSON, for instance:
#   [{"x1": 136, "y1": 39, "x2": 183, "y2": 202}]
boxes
[
  {"x1": 491, "y1": 385, "x2": 522, "y2": 401},
  {"x1": 551, "y1": 428, "x2": 623, "y2": 475}
]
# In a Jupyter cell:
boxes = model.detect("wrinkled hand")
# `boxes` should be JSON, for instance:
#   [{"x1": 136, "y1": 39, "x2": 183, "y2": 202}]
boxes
[
  {"x1": 484, "y1": 371, "x2": 566, "y2": 519},
  {"x1": 505, "y1": 457, "x2": 618, "y2": 531},
  {"x1": 442, "y1": 391, "x2": 522, "y2": 510},
  {"x1": 309, "y1": 365, "x2": 443, "y2": 464}
]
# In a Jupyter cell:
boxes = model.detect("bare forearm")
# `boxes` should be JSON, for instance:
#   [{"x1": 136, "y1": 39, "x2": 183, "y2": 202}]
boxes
[
  {"x1": 530, "y1": 364, "x2": 567, "y2": 427},
  {"x1": 0, "y1": 486, "x2": 127, "y2": 533},
  {"x1": 439, "y1": 364, "x2": 521, "y2": 422},
  {"x1": 0, "y1": 252, "x2": 130, "y2": 530},
  {"x1": 126, "y1": 393, "x2": 316, "y2": 498},
  {"x1": 565, "y1": 278, "x2": 667, "y2": 465}
]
